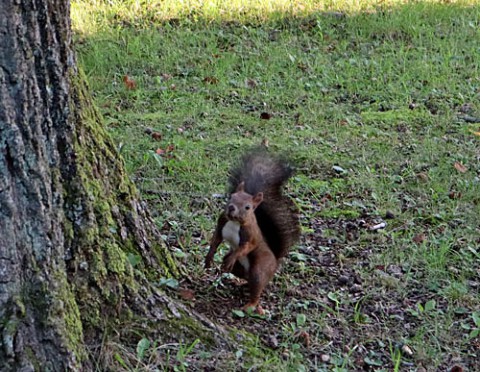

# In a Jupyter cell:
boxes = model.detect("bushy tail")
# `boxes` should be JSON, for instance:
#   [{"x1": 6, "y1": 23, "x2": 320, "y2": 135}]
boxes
[{"x1": 228, "y1": 148, "x2": 300, "y2": 258}]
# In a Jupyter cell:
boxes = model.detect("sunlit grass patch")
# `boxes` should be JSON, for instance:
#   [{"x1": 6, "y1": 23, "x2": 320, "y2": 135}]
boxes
[{"x1": 72, "y1": 0, "x2": 480, "y2": 32}]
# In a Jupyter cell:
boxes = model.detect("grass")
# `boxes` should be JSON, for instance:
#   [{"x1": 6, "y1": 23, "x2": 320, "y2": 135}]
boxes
[{"x1": 72, "y1": 0, "x2": 480, "y2": 370}]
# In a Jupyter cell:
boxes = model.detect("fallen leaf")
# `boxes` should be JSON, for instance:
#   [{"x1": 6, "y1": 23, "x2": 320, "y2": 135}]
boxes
[
  {"x1": 232, "y1": 309, "x2": 245, "y2": 318},
  {"x1": 320, "y1": 193, "x2": 333, "y2": 203},
  {"x1": 260, "y1": 112, "x2": 272, "y2": 120},
  {"x1": 454, "y1": 162, "x2": 467, "y2": 173},
  {"x1": 470, "y1": 130, "x2": 480, "y2": 136},
  {"x1": 161, "y1": 73, "x2": 172, "y2": 80},
  {"x1": 123, "y1": 75, "x2": 136, "y2": 90},
  {"x1": 156, "y1": 144, "x2": 175, "y2": 158},
  {"x1": 178, "y1": 288, "x2": 195, "y2": 301},
  {"x1": 261, "y1": 138, "x2": 269, "y2": 147},
  {"x1": 413, "y1": 233, "x2": 426, "y2": 244},
  {"x1": 151, "y1": 132, "x2": 162, "y2": 140},
  {"x1": 203, "y1": 76, "x2": 218, "y2": 84},
  {"x1": 448, "y1": 191, "x2": 462, "y2": 200},
  {"x1": 245, "y1": 78, "x2": 257, "y2": 88},
  {"x1": 296, "y1": 331, "x2": 310, "y2": 348},
  {"x1": 416, "y1": 172, "x2": 429, "y2": 182}
]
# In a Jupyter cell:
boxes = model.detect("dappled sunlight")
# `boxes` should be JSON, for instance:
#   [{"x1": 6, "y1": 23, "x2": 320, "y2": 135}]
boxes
[{"x1": 71, "y1": 0, "x2": 477, "y2": 34}]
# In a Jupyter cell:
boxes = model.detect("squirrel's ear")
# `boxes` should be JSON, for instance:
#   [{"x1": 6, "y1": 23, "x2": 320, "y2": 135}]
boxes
[
  {"x1": 236, "y1": 181, "x2": 245, "y2": 192},
  {"x1": 252, "y1": 192, "x2": 263, "y2": 208}
]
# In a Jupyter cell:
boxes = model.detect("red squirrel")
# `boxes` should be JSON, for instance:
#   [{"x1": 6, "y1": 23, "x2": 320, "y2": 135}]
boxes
[{"x1": 205, "y1": 149, "x2": 300, "y2": 314}]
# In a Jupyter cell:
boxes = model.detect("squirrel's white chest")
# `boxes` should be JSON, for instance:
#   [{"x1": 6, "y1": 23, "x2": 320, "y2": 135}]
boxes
[
  {"x1": 222, "y1": 221, "x2": 250, "y2": 271},
  {"x1": 222, "y1": 221, "x2": 241, "y2": 248}
]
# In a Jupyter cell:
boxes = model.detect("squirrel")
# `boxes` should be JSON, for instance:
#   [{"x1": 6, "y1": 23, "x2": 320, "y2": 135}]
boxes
[{"x1": 205, "y1": 149, "x2": 300, "y2": 314}]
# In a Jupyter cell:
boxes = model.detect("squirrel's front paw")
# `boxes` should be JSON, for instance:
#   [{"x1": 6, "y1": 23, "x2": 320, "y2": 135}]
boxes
[{"x1": 221, "y1": 254, "x2": 236, "y2": 272}]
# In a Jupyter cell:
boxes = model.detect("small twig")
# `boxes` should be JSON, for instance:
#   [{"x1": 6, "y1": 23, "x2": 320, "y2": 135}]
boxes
[{"x1": 369, "y1": 222, "x2": 387, "y2": 231}]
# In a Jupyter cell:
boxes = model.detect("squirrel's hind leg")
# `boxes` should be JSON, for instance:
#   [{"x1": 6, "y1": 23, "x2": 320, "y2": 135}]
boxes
[{"x1": 243, "y1": 251, "x2": 277, "y2": 314}]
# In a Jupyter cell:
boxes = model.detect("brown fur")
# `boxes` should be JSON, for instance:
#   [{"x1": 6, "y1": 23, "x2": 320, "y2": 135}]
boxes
[{"x1": 205, "y1": 150, "x2": 300, "y2": 314}]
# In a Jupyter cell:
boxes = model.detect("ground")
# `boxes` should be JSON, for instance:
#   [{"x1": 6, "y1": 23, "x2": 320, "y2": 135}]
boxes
[{"x1": 72, "y1": 1, "x2": 479, "y2": 370}]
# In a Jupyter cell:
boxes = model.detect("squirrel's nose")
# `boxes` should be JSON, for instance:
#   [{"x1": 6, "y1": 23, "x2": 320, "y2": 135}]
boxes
[{"x1": 228, "y1": 205, "x2": 235, "y2": 213}]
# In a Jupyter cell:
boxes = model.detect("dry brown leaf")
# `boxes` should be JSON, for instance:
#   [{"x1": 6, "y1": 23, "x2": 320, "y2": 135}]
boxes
[
  {"x1": 203, "y1": 76, "x2": 218, "y2": 84},
  {"x1": 296, "y1": 331, "x2": 310, "y2": 348},
  {"x1": 123, "y1": 75, "x2": 136, "y2": 90},
  {"x1": 454, "y1": 161, "x2": 467, "y2": 173},
  {"x1": 448, "y1": 191, "x2": 462, "y2": 200},
  {"x1": 156, "y1": 145, "x2": 175, "y2": 158},
  {"x1": 151, "y1": 132, "x2": 162, "y2": 140},
  {"x1": 178, "y1": 288, "x2": 195, "y2": 301},
  {"x1": 416, "y1": 172, "x2": 429, "y2": 182},
  {"x1": 413, "y1": 233, "x2": 426, "y2": 244}
]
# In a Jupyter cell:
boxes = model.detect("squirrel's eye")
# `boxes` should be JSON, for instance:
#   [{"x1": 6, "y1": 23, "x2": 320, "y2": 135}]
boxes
[{"x1": 245, "y1": 205, "x2": 251, "y2": 210}]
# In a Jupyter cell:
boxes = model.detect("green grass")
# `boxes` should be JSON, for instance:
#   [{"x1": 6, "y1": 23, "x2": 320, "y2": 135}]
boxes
[{"x1": 72, "y1": 0, "x2": 480, "y2": 370}]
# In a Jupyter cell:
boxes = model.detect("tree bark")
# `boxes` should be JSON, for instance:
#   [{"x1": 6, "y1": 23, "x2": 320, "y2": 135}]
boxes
[{"x1": 0, "y1": 1, "x2": 227, "y2": 370}]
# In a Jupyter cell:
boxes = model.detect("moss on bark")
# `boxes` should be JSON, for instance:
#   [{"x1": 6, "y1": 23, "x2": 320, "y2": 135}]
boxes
[{"x1": 0, "y1": 3, "x2": 245, "y2": 368}]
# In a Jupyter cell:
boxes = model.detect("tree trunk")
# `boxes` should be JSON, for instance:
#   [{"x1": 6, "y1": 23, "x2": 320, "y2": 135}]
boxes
[{"x1": 0, "y1": 1, "x2": 227, "y2": 370}]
